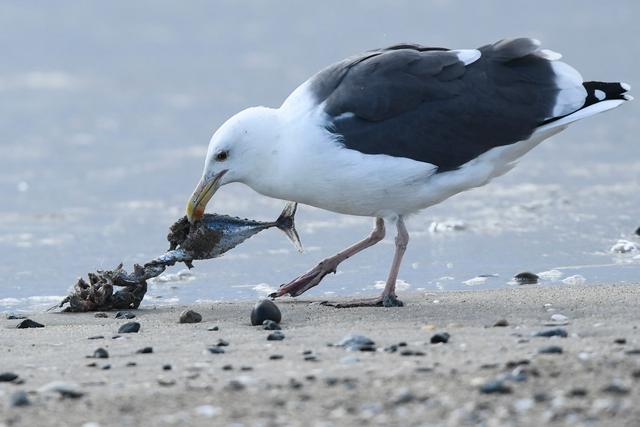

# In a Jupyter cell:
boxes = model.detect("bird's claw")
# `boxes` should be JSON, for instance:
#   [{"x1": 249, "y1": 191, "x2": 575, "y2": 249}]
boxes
[
  {"x1": 322, "y1": 293, "x2": 404, "y2": 308},
  {"x1": 271, "y1": 260, "x2": 338, "y2": 298}
]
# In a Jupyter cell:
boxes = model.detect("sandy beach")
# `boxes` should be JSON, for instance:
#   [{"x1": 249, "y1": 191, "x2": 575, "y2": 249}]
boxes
[{"x1": 2, "y1": 283, "x2": 639, "y2": 427}]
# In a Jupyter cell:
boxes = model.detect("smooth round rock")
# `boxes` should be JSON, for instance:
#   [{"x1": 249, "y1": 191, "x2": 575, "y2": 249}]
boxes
[
  {"x1": 118, "y1": 322, "x2": 140, "y2": 333},
  {"x1": 179, "y1": 310, "x2": 202, "y2": 324},
  {"x1": 92, "y1": 348, "x2": 109, "y2": 359},
  {"x1": 250, "y1": 300, "x2": 281, "y2": 326},
  {"x1": 430, "y1": 332, "x2": 450, "y2": 344},
  {"x1": 514, "y1": 272, "x2": 539, "y2": 285}
]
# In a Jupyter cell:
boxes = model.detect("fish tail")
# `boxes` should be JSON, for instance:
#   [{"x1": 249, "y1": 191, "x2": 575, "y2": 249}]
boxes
[{"x1": 275, "y1": 202, "x2": 304, "y2": 253}]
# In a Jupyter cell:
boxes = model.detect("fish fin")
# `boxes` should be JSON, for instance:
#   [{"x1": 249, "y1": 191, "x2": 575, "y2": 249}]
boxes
[{"x1": 275, "y1": 202, "x2": 304, "y2": 253}]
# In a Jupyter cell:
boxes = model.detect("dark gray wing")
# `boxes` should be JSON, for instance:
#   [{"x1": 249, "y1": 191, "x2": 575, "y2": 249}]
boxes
[{"x1": 310, "y1": 38, "x2": 561, "y2": 172}]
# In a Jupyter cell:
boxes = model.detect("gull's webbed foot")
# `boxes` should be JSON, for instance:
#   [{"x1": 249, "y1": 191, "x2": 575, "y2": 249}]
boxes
[{"x1": 269, "y1": 259, "x2": 339, "y2": 299}]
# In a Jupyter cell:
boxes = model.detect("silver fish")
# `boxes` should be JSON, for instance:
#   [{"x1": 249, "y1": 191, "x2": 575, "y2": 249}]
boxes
[{"x1": 152, "y1": 201, "x2": 303, "y2": 267}]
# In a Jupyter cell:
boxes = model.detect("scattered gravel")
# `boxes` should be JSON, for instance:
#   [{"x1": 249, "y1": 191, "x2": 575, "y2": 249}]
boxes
[{"x1": 179, "y1": 310, "x2": 202, "y2": 324}]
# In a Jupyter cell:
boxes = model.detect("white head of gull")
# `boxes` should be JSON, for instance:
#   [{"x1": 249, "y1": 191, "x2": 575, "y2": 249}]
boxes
[{"x1": 186, "y1": 37, "x2": 631, "y2": 307}]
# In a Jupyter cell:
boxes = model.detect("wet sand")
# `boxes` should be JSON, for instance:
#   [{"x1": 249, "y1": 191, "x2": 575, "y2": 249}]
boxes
[{"x1": 2, "y1": 283, "x2": 639, "y2": 427}]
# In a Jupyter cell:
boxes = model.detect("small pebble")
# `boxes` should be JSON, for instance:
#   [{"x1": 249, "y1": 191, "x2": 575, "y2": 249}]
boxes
[
  {"x1": 538, "y1": 345, "x2": 563, "y2": 354},
  {"x1": 16, "y1": 319, "x2": 44, "y2": 329},
  {"x1": 118, "y1": 322, "x2": 140, "y2": 333},
  {"x1": 126, "y1": 362, "x2": 137, "y2": 367},
  {"x1": 115, "y1": 311, "x2": 136, "y2": 319},
  {"x1": 207, "y1": 346, "x2": 225, "y2": 354},
  {"x1": 336, "y1": 334, "x2": 376, "y2": 351},
  {"x1": 614, "y1": 338, "x2": 627, "y2": 344},
  {"x1": 137, "y1": 347, "x2": 153, "y2": 354},
  {"x1": 269, "y1": 354, "x2": 284, "y2": 360},
  {"x1": 10, "y1": 391, "x2": 30, "y2": 407},
  {"x1": 157, "y1": 378, "x2": 176, "y2": 387},
  {"x1": 304, "y1": 355, "x2": 318, "y2": 362},
  {"x1": 626, "y1": 349, "x2": 640, "y2": 355},
  {"x1": 263, "y1": 320, "x2": 281, "y2": 330},
  {"x1": 216, "y1": 339, "x2": 229, "y2": 347},
  {"x1": 6, "y1": 314, "x2": 27, "y2": 320},
  {"x1": 225, "y1": 380, "x2": 245, "y2": 391},
  {"x1": 430, "y1": 332, "x2": 450, "y2": 344},
  {"x1": 39, "y1": 382, "x2": 84, "y2": 399},
  {"x1": 514, "y1": 272, "x2": 539, "y2": 285},
  {"x1": 179, "y1": 310, "x2": 202, "y2": 324},
  {"x1": 208, "y1": 326, "x2": 219, "y2": 331},
  {"x1": 400, "y1": 350, "x2": 425, "y2": 356},
  {"x1": 493, "y1": 319, "x2": 509, "y2": 327},
  {"x1": 0, "y1": 372, "x2": 19, "y2": 382},
  {"x1": 101, "y1": 364, "x2": 111, "y2": 370},
  {"x1": 267, "y1": 331, "x2": 285, "y2": 341},
  {"x1": 534, "y1": 328, "x2": 568, "y2": 338},
  {"x1": 88, "y1": 335, "x2": 104, "y2": 340},
  {"x1": 222, "y1": 364, "x2": 233, "y2": 371},
  {"x1": 601, "y1": 383, "x2": 630, "y2": 395},
  {"x1": 240, "y1": 366, "x2": 253, "y2": 371},
  {"x1": 91, "y1": 348, "x2": 109, "y2": 359},
  {"x1": 251, "y1": 299, "x2": 282, "y2": 326},
  {"x1": 479, "y1": 380, "x2": 512, "y2": 394},
  {"x1": 94, "y1": 313, "x2": 108, "y2": 318},
  {"x1": 384, "y1": 345, "x2": 398, "y2": 353},
  {"x1": 162, "y1": 364, "x2": 172, "y2": 371},
  {"x1": 631, "y1": 369, "x2": 640, "y2": 379},
  {"x1": 86, "y1": 362, "x2": 97, "y2": 368},
  {"x1": 550, "y1": 314, "x2": 568, "y2": 322},
  {"x1": 567, "y1": 388, "x2": 588, "y2": 397}
]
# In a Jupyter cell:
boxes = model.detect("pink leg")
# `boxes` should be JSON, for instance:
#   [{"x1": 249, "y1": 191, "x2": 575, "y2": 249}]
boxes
[
  {"x1": 326, "y1": 217, "x2": 408, "y2": 308},
  {"x1": 269, "y1": 218, "x2": 385, "y2": 298}
]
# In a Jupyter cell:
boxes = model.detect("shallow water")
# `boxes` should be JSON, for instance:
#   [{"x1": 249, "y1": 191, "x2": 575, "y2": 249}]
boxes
[{"x1": 1, "y1": 1, "x2": 638, "y2": 312}]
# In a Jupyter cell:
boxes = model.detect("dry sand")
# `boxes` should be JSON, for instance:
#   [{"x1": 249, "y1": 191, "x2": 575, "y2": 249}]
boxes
[{"x1": 2, "y1": 284, "x2": 639, "y2": 427}]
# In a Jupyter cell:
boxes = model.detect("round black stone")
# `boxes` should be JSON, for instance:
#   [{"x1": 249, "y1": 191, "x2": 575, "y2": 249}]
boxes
[
  {"x1": 118, "y1": 322, "x2": 140, "y2": 333},
  {"x1": 92, "y1": 348, "x2": 109, "y2": 359},
  {"x1": 251, "y1": 300, "x2": 281, "y2": 326}
]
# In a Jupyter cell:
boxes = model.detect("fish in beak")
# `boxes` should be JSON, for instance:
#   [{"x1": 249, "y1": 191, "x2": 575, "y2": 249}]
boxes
[{"x1": 186, "y1": 170, "x2": 227, "y2": 223}]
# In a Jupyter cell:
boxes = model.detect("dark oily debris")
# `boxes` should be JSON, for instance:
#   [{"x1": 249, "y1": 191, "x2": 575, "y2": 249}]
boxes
[
  {"x1": 479, "y1": 380, "x2": 512, "y2": 394},
  {"x1": 493, "y1": 319, "x2": 509, "y2": 327},
  {"x1": 16, "y1": 319, "x2": 44, "y2": 329},
  {"x1": 267, "y1": 331, "x2": 285, "y2": 341},
  {"x1": 513, "y1": 271, "x2": 539, "y2": 285},
  {"x1": 336, "y1": 334, "x2": 376, "y2": 351},
  {"x1": 88, "y1": 335, "x2": 104, "y2": 340},
  {"x1": 115, "y1": 311, "x2": 136, "y2": 319},
  {"x1": 162, "y1": 364, "x2": 172, "y2": 371},
  {"x1": 179, "y1": 310, "x2": 202, "y2": 324},
  {"x1": 614, "y1": 338, "x2": 627, "y2": 344},
  {"x1": 91, "y1": 348, "x2": 109, "y2": 359},
  {"x1": 269, "y1": 354, "x2": 284, "y2": 360},
  {"x1": 263, "y1": 320, "x2": 281, "y2": 330},
  {"x1": 251, "y1": 299, "x2": 282, "y2": 326},
  {"x1": 6, "y1": 314, "x2": 27, "y2": 320},
  {"x1": 216, "y1": 339, "x2": 230, "y2": 347},
  {"x1": 430, "y1": 332, "x2": 450, "y2": 344},
  {"x1": 95, "y1": 312, "x2": 108, "y2": 318},
  {"x1": 601, "y1": 383, "x2": 630, "y2": 395},
  {"x1": 207, "y1": 346, "x2": 225, "y2": 354},
  {"x1": 534, "y1": 328, "x2": 568, "y2": 338},
  {"x1": 539, "y1": 345, "x2": 563, "y2": 354},
  {"x1": 10, "y1": 391, "x2": 31, "y2": 407},
  {"x1": 118, "y1": 322, "x2": 141, "y2": 333},
  {"x1": 137, "y1": 347, "x2": 153, "y2": 354},
  {"x1": 0, "y1": 372, "x2": 19, "y2": 382}
]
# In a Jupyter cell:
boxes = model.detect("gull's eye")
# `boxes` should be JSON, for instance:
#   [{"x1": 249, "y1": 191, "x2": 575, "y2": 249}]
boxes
[{"x1": 215, "y1": 150, "x2": 229, "y2": 161}]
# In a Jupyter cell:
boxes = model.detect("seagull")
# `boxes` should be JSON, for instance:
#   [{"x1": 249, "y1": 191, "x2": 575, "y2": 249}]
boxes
[{"x1": 185, "y1": 38, "x2": 631, "y2": 307}]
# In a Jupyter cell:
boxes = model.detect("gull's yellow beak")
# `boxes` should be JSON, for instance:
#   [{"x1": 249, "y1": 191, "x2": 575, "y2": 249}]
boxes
[{"x1": 186, "y1": 170, "x2": 227, "y2": 223}]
